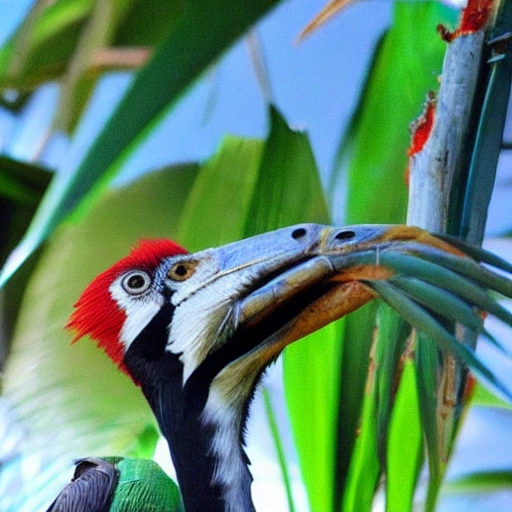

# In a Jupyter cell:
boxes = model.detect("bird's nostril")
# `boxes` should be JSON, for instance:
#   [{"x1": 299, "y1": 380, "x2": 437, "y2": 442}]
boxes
[
  {"x1": 335, "y1": 230, "x2": 356, "y2": 241},
  {"x1": 291, "y1": 227, "x2": 307, "y2": 240}
]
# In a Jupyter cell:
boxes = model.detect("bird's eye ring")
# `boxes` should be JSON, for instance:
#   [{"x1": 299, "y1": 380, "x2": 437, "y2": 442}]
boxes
[
  {"x1": 168, "y1": 260, "x2": 196, "y2": 282},
  {"x1": 122, "y1": 271, "x2": 152, "y2": 295}
]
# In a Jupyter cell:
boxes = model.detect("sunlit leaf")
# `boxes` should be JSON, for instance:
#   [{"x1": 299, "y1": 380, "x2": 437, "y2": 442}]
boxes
[
  {"x1": 386, "y1": 360, "x2": 423, "y2": 511},
  {"x1": 0, "y1": 0, "x2": 284, "y2": 289},
  {"x1": 245, "y1": 106, "x2": 329, "y2": 236},
  {"x1": 177, "y1": 135, "x2": 264, "y2": 250},
  {"x1": 472, "y1": 384, "x2": 512, "y2": 410},
  {"x1": 0, "y1": 163, "x2": 198, "y2": 511}
]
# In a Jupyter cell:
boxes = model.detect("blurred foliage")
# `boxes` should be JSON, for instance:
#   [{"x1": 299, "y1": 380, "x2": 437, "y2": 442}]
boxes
[{"x1": 0, "y1": 1, "x2": 511, "y2": 512}]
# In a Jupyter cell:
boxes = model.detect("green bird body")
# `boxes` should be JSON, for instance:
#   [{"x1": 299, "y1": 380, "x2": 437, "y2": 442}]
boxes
[{"x1": 46, "y1": 457, "x2": 183, "y2": 512}]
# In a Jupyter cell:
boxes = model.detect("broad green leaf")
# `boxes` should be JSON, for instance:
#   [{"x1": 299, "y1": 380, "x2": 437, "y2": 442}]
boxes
[
  {"x1": 0, "y1": 0, "x2": 284, "y2": 289},
  {"x1": 386, "y1": 360, "x2": 423, "y2": 511},
  {"x1": 333, "y1": 4, "x2": 457, "y2": 509},
  {"x1": 285, "y1": 321, "x2": 344, "y2": 512},
  {"x1": 177, "y1": 135, "x2": 264, "y2": 250},
  {"x1": 114, "y1": 0, "x2": 186, "y2": 47},
  {"x1": 1, "y1": 163, "x2": 198, "y2": 511},
  {"x1": 0, "y1": 157, "x2": 52, "y2": 353},
  {"x1": 245, "y1": 106, "x2": 329, "y2": 236}
]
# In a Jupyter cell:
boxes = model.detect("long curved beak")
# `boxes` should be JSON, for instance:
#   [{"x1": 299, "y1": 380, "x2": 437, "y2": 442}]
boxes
[
  {"x1": 229, "y1": 223, "x2": 460, "y2": 348},
  {"x1": 170, "y1": 223, "x2": 512, "y2": 397}
]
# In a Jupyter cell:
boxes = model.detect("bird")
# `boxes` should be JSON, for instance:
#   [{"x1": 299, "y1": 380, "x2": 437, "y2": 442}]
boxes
[
  {"x1": 45, "y1": 456, "x2": 183, "y2": 512},
  {"x1": 66, "y1": 223, "x2": 512, "y2": 512}
]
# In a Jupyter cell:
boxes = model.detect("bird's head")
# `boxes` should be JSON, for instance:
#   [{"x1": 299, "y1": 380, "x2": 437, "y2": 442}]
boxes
[
  {"x1": 67, "y1": 238, "x2": 188, "y2": 380},
  {"x1": 67, "y1": 223, "x2": 460, "y2": 395},
  {"x1": 68, "y1": 224, "x2": 364, "y2": 388}
]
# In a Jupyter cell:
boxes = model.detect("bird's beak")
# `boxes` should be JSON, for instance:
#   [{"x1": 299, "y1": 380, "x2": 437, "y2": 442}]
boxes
[
  {"x1": 171, "y1": 223, "x2": 460, "y2": 374},
  {"x1": 228, "y1": 224, "x2": 458, "y2": 354},
  {"x1": 169, "y1": 222, "x2": 512, "y2": 403}
]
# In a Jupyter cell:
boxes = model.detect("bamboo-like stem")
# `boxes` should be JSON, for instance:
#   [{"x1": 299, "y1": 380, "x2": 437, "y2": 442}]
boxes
[{"x1": 405, "y1": 1, "x2": 511, "y2": 509}]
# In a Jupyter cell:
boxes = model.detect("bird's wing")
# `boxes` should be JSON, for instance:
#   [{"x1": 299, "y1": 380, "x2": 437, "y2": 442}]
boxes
[{"x1": 45, "y1": 458, "x2": 119, "y2": 512}]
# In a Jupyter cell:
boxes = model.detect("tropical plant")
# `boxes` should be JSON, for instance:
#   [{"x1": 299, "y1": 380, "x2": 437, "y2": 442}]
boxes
[{"x1": 0, "y1": 0, "x2": 511, "y2": 511}]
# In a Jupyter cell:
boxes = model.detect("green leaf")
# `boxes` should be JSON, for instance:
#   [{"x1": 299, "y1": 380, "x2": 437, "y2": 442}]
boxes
[
  {"x1": 177, "y1": 135, "x2": 264, "y2": 250},
  {"x1": 386, "y1": 361, "x2": 423, "y2": 511},
  {"x1": 341, "y1": 368, "x2": 380, "y2": 512},
  {"x1": 472, "y1": 384, "x2": 512, "y2": 410},
  {"x1": 0, "y1": 0, "x2": 94, "y2": 89},
  {"x1": 285, "y1": 321, "x2": 344, "y2": 512},
  {"x1": 334, "y1": 3, "x2": 456, "y2": 226},
  {"x1": 54, "y1": 0, "x2": 138, "y2": 133},
  {"x1": 0, "y1": 0, "x2": 185, "y2": 90},
  {"x1": 245, "y1": 106, "x2": 329, "y2": 236},
  {"x1": 114, "y1": 0, "x2": 186, "y2": 47},
  {"x1": 370, "y1": 281, "x2": 512, "y2": 402},
  {"x1": 333, "y1": 4, "x2": 457, "y2": 509},
  {"x1": 0, "y1": 156, "x2": 52, "y2": 206},
  {"x1": 415, "y1": 331, "x2": 444, "y2": 510},
  {"x1": 0, "y1": 0, "x2": 283, "y2": 288},
  {"x1": 342, "y1": 304, "x2": 411, "y2": 512},
  {"x1": 0, "y1": 157, "x2": 52, "y2": 355},
  {"x1": 445, "y1": 470, "x2": 512, "y2": 493},
  {"x1": 374, "y1": 305, "x2": 412, "y2": 463},
  {"x1": 1, "y1": 163, "x2": 198, "y2": 511}
]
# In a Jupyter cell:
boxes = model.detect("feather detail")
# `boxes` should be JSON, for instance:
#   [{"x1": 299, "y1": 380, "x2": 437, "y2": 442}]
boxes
[{"x1": 66, "y1": 239, "x2": 187, "y2": 377}]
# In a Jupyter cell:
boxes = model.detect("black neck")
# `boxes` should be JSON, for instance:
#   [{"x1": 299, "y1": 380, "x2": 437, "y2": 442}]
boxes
[{"x1": 124, "y1": 304, "x2": 255, "y2": 512}]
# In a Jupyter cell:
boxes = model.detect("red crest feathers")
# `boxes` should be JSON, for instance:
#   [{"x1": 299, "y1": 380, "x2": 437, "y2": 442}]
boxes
[{"x1": 66, "y1": 239, "x2": 188, "y2": 379}]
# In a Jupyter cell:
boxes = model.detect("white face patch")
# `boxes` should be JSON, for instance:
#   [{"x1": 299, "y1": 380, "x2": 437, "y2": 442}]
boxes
[
  {"x1": 109, "y1": 279, "x2": 164, "y2": 351},
  {"x1": 165, "y1": 249, "x2": 271, "y2": 383},
  {"x1": 167, "y1": 271, "x2": 242, "y2": 383}
]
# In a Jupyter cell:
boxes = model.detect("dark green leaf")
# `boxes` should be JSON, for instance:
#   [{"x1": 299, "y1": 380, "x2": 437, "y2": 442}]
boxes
[
  {"x1": 445, "y1": 470, "x2": 512, "y2": 492},
  {"x1": 0, "y1": 0, "x2": 284, "y2": 288},
  {"x1": 369, "y1": 280, "x2": 512, "y2": 401}
]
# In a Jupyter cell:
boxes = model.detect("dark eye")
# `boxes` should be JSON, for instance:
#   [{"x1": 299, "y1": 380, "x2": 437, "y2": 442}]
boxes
[
  {"x1": 167, "y1": 260, "x2": 197, "y2": 282},
  {"x1": 122, "y1": 271, "x2": 152, "y2": 295}
]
